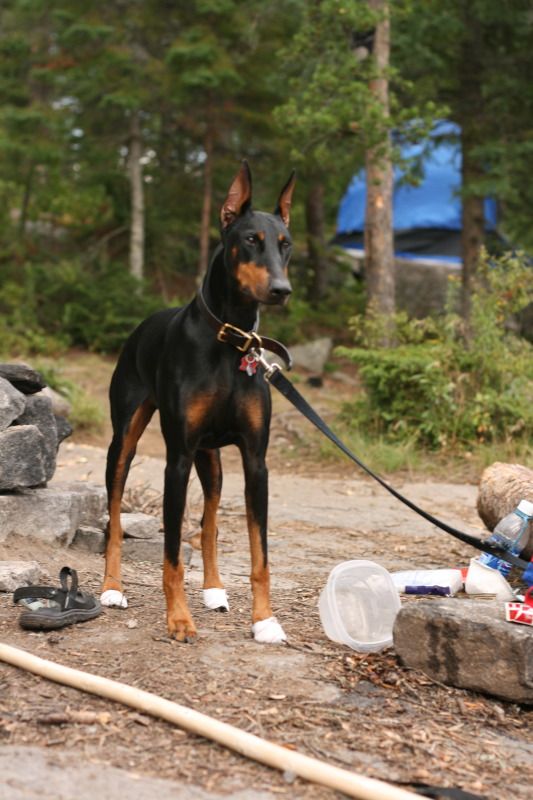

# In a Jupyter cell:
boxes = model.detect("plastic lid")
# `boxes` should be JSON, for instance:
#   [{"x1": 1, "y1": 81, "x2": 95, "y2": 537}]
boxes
[
  {"x1": 517, "y1": 499, "x2": 533, "y2": 517},
  {"x1": 320, "y1": 560, "x2": 400, "y2": 651}
]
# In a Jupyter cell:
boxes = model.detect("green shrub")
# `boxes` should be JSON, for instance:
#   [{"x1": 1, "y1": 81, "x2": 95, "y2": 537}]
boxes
[
  {"x1": 337, "y1": 250, "x2": 533, "y2": 449},
  {"x1": 0, "y1": 259, "x2": 163, "y2": 353},
  {"x1": 35, "y1": 362, "x2": 105, "y2": 433}
]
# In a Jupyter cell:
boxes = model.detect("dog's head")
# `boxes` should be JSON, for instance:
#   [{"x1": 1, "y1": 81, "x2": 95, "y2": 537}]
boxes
[{"x1": 220, "y1": 161, "x2": 295, "y2": 306}]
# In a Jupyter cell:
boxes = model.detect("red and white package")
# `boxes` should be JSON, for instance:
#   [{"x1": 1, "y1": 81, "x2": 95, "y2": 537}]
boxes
[{"x1": 505, "y1": 587, "x2": 533, "y2": 627}]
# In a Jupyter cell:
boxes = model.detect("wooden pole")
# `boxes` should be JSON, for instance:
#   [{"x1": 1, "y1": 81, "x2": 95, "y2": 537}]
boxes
[{"x1": 0, "y1": 643, "x2": 419, "y2": 800}]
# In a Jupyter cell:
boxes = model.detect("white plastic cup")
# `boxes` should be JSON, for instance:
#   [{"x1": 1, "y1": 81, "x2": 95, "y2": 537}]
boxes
[
  {"x1": 464, "y1": 557, "x2": 516, "y2": 600},
  {"x1": 318, "y1": 560, "x2": 401, "y2": 652}
]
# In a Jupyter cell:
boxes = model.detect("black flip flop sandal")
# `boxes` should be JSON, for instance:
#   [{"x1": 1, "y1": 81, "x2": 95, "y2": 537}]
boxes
[{"x1": 13, "y1": 566, "x2": 101, "y2": 630}]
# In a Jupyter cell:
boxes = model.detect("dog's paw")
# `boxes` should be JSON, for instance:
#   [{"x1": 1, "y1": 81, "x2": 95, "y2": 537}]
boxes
[
  {"x1": 167, "y1": 619, "x2": 198, "y2": 644},
  {"x1": 101, "y1": 590, "x2": 128, "y2": 609},
  {"x1": 203, "y1": 588, "x2": 229, "y2": 612},
  {"x1": 252, "y1": 616, "x2": 287, "y2": 644}
]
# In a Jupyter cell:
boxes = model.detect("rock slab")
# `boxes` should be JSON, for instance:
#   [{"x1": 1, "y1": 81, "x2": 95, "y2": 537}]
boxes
[
  {"x1": 393, "y1": 598, "x2": 533, "y2": 705},
  {"x1": 0, "y1": 482, "x2": 107, "y2": 545}
]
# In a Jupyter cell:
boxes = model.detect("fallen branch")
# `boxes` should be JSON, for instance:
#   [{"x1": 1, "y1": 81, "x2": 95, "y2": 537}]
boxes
[{"x1": 0, "y1": 642, "x2": 418, "y2": 800}]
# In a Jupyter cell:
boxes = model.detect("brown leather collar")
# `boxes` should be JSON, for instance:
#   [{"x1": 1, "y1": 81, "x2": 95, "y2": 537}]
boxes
[{"x1": 196, "y1": 290, "x2": 292, "y2": 370}]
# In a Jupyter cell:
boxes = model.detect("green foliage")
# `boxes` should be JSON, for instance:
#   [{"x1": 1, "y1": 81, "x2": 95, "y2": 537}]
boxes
[
  {"x1": 261, "y1": 269, "x2": 365, "y2": 344},
  {"x1": 35, "y1": 362, "x2": 104, "y2": 433},
  {"x1": 337, "y1": 251, "x2": 533, "y2": 449},
  {"x1": 0, "y1": 260, "x2": 163, "y2": 354}
]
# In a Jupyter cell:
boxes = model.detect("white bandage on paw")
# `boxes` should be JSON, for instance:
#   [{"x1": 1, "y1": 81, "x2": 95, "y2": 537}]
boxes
[
  {"x1": 100, "y1": 590, "x2": 128, "y2": 609},
  {"x1": 252, "y1": 616, "x2": 287, "y2": 644},
  {"x1": 203, "y1": 588, "x2": 229, "y2": 611}
]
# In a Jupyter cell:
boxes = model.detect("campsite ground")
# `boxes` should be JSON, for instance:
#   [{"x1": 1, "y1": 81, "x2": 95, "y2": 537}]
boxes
[{"x1": 0, "y1": 355, "x2": 532, "y2": 799}]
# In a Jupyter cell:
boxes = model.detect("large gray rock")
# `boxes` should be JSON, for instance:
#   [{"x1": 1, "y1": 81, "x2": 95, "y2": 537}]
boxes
[
  {"x1": 0, "y1": 376, "x2": 26, "y2": 431},
  {"x1": 15, "y1": 394, "x2": 58, "y2": 481},
  {"x1": 0, "y1": 362, "x2": 46, "y2": 394},
  {"x1": 393, "y1": 598, "x2": 533, "y2": 705},
  {"x1": 55, "y1": 414, "x2": 73, "y2": 445},
  {"x1": 0, "y1": 425, "x2": 47, "y2": 489},
  {"x1": 0, "y1": 746, "x2": 273, "y2": 800},
  {"x1": 290, "y1": 338, "x2": 333, "y2": 374},
  {"x1": 0, "y1": 561, "x2": 47, "y2": 592},
  {"x1": 38, "y1": 385, "x2": 72, "y2": 417},
  {"x1": 0, "y1": 482, "x2": 107, "y2": 545}
]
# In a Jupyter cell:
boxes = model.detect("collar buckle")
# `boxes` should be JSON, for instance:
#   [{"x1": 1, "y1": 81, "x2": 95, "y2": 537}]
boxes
[{"x1": 217, "y1": 323, "x2": 262, "y2": 353}]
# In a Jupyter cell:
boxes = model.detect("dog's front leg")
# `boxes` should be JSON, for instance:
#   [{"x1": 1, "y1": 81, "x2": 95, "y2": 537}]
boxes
[
  {"x1": 242, "y1": 449, "x2": 287, "y2": 644},
  {"x1": 162, "y1": 452, "x2": 197, "y2": 642}
]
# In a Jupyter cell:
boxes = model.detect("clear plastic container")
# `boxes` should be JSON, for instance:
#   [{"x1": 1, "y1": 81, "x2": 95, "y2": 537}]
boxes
[{"x1": 318, "y1": 560, "x2": 401, "y2": 652}]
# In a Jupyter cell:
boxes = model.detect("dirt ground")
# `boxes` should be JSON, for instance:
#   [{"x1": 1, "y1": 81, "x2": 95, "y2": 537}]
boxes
[{"x1": 0, "y1": 361, "x2": 532, "y2": 800}]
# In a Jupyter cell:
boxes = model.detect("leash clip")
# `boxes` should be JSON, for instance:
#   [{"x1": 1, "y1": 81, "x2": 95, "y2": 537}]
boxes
[{"x1": 252, "y1": 348, "x2": 282, "y2": 381}]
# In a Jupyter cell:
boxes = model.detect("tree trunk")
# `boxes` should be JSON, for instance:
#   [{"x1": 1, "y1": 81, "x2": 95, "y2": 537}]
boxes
[
  {"x1": 128, "y1": 111, "x2": 145, "y2": 282},
  {"x1": 458, "y1": 8, "x2": 484, "y2": 328},
  {"x1": 305, "y1": 181, "x2": 328, "y2": 304},
  {"x1": 460, "y1": 135, "x2": 485, "y2": 324},
  {"x1": 18, "y1": 163, "x2": 34, "y2": 240},
  {"x1": 477, "y1": 462, "x2": 533, "y2": 560},
  {"x1": 198, "y1": 128, "x2": 214, "y2": 281},
  {"x1": 364, "y1": 0, "x2": 395, "y2": 334}
]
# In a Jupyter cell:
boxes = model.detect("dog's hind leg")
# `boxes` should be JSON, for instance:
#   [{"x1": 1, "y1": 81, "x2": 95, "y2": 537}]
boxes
[
  {"x1": 102, "y1": 378, "x2": 155, "y2": 606},
  {"x1": 194, "y1": 448, "x2": 228, "y2": 612}
]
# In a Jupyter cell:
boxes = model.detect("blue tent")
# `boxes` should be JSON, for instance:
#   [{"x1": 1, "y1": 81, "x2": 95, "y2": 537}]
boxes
[{"x1": 336, "y1": 121, "x2": 498, "y2": 264}]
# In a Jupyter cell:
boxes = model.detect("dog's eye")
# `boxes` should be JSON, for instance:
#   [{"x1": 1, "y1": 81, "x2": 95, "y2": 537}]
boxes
[
  {"x1": 281, "y1": 239, "x2": 291, "y2": 249},
  {"x1": 246, "y1": 235, "x2": 256, "y2": 245}
]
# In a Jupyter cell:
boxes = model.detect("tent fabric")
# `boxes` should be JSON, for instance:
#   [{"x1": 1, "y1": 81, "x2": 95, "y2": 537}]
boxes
[{"x1": 336, "y1": 121, "x2": 498, "y2": 241}]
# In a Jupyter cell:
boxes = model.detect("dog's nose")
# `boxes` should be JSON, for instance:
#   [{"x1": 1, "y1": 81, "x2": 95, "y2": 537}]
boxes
[{"x1": 269, "y1": 279, "x2": 292, "y2": 302}]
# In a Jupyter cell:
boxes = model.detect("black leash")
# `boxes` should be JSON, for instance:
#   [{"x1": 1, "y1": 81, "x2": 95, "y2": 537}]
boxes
[
  {"x1": 263, "y1": 361, "x2": 530, "y2": 572},
  {"x1": 196, "y1": 288, "x2": 529, "y2": 573}
]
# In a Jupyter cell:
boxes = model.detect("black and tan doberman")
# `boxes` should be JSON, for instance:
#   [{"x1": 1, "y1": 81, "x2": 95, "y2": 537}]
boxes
[{"x1": 101, "y1": 162, "x2": 295, "y2": 643}]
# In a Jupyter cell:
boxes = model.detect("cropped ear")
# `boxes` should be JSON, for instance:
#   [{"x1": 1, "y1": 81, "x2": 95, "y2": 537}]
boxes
[
  {"x1": 274, "y1": 170, "x2": 296, "y2": 227},
  {"x1": 220, "y1": 161, "x2": 252, "y2": 229}
]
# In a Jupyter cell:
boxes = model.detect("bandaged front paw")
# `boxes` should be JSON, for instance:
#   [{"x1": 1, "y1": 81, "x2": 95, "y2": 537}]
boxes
[
  {"x1": 101, "y1": 589, "x2": 128, "y2": 609},
  {"x1": 203, "y1": 588, "x2": 229, "y2": 611},
  {"x1": 252, "y1": 616, "x2": 287, "y2": 644}
]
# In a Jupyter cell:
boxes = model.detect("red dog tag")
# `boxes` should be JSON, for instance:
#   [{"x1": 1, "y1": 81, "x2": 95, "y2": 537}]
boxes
[{"x1": 239, "y1": 353, "x2": 259, "y2": 376}]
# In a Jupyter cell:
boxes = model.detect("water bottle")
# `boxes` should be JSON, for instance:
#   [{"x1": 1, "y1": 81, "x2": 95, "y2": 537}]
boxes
[{"x1": 478, "y1": 499, "x2": 533, "y2": 577}]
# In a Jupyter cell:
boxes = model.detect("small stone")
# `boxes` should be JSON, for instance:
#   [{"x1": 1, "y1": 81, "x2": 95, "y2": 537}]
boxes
[
  {"x1": 126, "y1": 619, "x2": 138, "y2": 629},
  {"x1": 121, "y1": 512, "x2": 161, "y2": 540},
  {"x1": 70, "y1": 526, "x2": 105, "y2": 554},
  {"x1": 290, "y1": 337, "x2": 333, "y2": 374},
  {"x1": 123, "y1": 538, "x2": 192, "y2": 566},
  {"x1": 0, "y1": 561, "x2": 47, "y2": 592}
]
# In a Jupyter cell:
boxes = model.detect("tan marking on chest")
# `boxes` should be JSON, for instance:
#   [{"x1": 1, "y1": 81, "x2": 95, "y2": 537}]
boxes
[
  {"x1": 236, "y1": 262, "x2": 269, "y2": 295},
  {"x1": 241, "y1": 394, "x2": 264, "y2": 433},
  {"x1": 186, "y1": 393, "x2": 216, "y2": 431}
]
